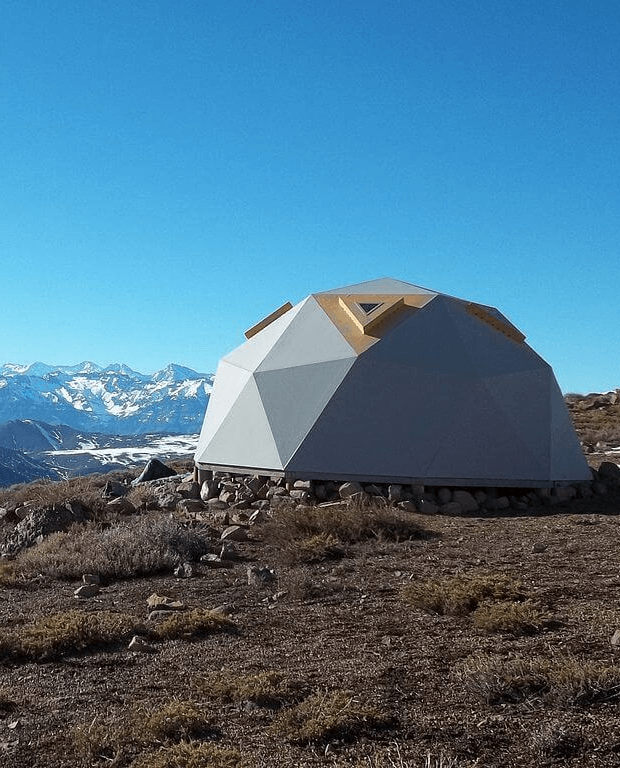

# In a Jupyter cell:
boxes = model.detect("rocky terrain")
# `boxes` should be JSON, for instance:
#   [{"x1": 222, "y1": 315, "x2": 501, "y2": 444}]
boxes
[{"x1": 0, "y1": 389, "x2": 616, "y2": 767}]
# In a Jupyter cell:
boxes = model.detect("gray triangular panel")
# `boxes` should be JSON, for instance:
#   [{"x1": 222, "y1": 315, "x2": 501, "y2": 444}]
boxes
[
  {"x1": 255, "y1": 357, "x2": 356, "y2": 466},
  {"x1": 197, "y1": 376, "x2": 282, "y2": 470},
  {"x1": 256, "y1": 296, "x2": 356, "y2": 372},
  {"x1": 360, "y1": 296, "x2": 477, "y2": 376},
  {"x1": 549, "y1": 381, "x2": 591, "y2": 482},
  {"x1": 287, "y1": 358, "x2": 466, "y2": 479},
  {"x1": 424, "y1": 379, "x2": 546, "y2": 482}
]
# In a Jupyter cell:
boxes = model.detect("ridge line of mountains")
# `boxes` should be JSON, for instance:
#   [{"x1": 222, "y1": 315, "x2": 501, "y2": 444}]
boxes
[{"x1": 0, "y1": 362, "x2": 214, "y2": 485}]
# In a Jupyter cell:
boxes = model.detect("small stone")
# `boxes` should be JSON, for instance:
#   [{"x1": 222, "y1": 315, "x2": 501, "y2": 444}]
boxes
[
  {"x1": 82, "y1": 573, "x2": 101, "y2": 585},
  {"x1": 106, "y1": 496, "x2": 136, "y2": 514},
  {"x1": 74, "y1": 583, "x2": 100, "y2": 598},
  {"x1": 247, "y1": 564, "x2": 277, "y2": 587},
  {"x1": 249, "y1": 508, "x2": 267, "y2": 524},
  {"x1": 200, "y1": 554, "x2": 228, "y2": 568},
  {"x1": 206, "y1": 498, "x2": 229, "y2": 510},
  {"x1": 173, "y1": 562, "x2": 194, "y2": 578},
  {"x1": 177, "y1": 481, "x2": 201, "y2": 499},
  {"x1": 220, "y1": 525, "x2": 248, "y2": 542},
  {"x1": 553, "y1": 486, "x2": 577, "y2": 503},
  {"x1": 491, "y1": 496, "x2": 510, "y2": 510},
  {"x1": 128, "y1": 635, "x2": 156, "y2": 653},
  {"x1": 398, "y1": 500, "x2": 417, "y2": 513},
  {"x1": 293, "y1": 480, "x2": 312, "y2": 490},
  {"x1": 532, "y1": 542, "x2": 547, "y2": 553},
  {"x1": 289, "y1": 489, "x2": 309, "y2": 502},
  {"x1": 611, "y1": 629, "x2": 620, "y2": 647},
  {"x1": 146, "y1": 593, "x2": 184, "y2": 611},
  {"x1": 599, "y1": 462, "x2": 620, "y2": 486}
]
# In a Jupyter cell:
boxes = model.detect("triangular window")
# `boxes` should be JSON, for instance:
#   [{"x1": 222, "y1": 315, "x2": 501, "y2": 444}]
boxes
[{"x1": 357, "y1": 302, "x2": 383, "y2": 315}]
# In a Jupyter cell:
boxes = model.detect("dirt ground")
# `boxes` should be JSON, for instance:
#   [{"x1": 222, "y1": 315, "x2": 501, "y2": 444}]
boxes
[{"x1": 0, "y1": 479, "x2": 619, "y2": 768}]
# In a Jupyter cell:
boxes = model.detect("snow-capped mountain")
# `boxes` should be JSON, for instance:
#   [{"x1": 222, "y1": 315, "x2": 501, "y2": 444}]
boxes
[{"x1": 0, "y1": 362, "x2": 213, "y2": 435}]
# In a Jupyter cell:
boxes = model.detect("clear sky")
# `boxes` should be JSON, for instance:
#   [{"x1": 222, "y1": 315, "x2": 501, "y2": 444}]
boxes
[{"x1": 1, "y1": 0, "x2": 618, "y2": 393}]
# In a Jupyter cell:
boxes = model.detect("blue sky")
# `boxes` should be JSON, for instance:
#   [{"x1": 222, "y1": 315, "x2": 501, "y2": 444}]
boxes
[{"x1": 1, "y1": 0, "x2": 618, "y2": 393}]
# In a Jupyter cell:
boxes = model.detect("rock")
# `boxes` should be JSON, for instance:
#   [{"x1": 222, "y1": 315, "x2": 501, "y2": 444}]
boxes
[
  {"x1": 598, "y1": 462, "x2": 620, "y2": 486},
  {"x1": 314, "y1": 484, "x2": 328, "y2": 500},
  {"x1": 14, "y1": 502, "x2": 38, "y2": 520},
  {"x1": 219, "y1": 542, "x2": 237, "y2": 560},
  {"x1": 452, "y1": 490, "x2": 479, "y2": 513},
  {"x1": 388, "y1": 484, "x2": 404, "y2": 503},
  {"x1": 410, "y1": 483, "x2": 425, "y2": 499},
  {"x1": 106, "y1": 496, "x2": 136, "y2": 515},
  {"x1": 474, "y1": 490, "x2": 487, "y2": 505},
  {"x1": 74, "y1": 583, "x2": 100, "y2": 598},
  {"x1": 82, "y1": 573, "x2": 101, "y2": 585},
  {"x1": 249, "y1": 501, "x2": 269, "y2": 514},
  {"x1": 243, "y1": 476, "x2": 265, "y2": 495},
  {"x1": 266, "y1": 486, "x2": 288, "y2": 499},
  {"x1": 200, "y1": 553, "x2": 229, "y2": 568},
  {"x1": 532, "y1": 542, "x2": 547, "y2": 553},
  {"x1": 592, "y1": 481, "x2": 608, "y2": 495},
  {"x1": 219, "y1": 490, "x2": 236, "y2": 504},
  {"x1": 491, "y1": 496, "x2": 511, "y2": 510},
  {"x1": 439, "y1": 501, "x2": 463, "y2": 515},
  {"x1": 0, "y1": 501, "x2": 90, "y2": 556},
  {"x1": 200, "y1": 480, "x2": 219, "y2": 502},
  {"x1": 220, "y1": 525, "x2": 248, "y2": 542},
  {"x1": 553, "y1": 486, "x2": 577, "y2": 503},
  {"x1": 132, "y1": 459, "x2": 177, "y2": 485},
  {"x1": 128, "y1": 635, "x2": 156, "y2": 653},
  {"x1": 247, "y1": 564, "x2": 277, "y2": 587},
  {"x1": 293, "y1": 479, "x2": 312, "y2": 491},
  {"x1": 398, "y1": 500, "x2": 417, "y2": 513},
  {"x1": 437, "y1": 488, "x2": 452, "y2": 505},
  {"x1": 146, "y1": 594, "x2": 184, "y2": 611},
  {"x1": 173, "y1": 562, "x2": 194, "y2": 578},
  {"x1": 177, "y1": 481, "x2": 201, "y2": 499},
  {"x1": 289, "y1": 490, "x2": 309, "y2": 502},
  {"x1": 177, "y1": 499, "x2": 205, "y2": 515},
  {"x1": 206, "y1": 498, "x2": 229, "y2": 510},
  {"x1": 611, "y1": 629, "x2": 620, "y2": 647},
  {"x1": 576, "y1": 482, "x2": 594, "y2": 499},
  {"x1": 416, "y1": 499, "x2": 439, "y2": 515},
  {"x1": 339, "y1": 482, "x2": 363, "y2": 499},
  {"x1": 101, "y1": 480, "x2": 128, "y2": 499}
]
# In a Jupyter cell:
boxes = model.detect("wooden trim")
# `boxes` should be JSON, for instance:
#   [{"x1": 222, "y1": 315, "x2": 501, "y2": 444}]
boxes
[{"x1": 245, "y1": 301, "x2": 293, "y2": 339}]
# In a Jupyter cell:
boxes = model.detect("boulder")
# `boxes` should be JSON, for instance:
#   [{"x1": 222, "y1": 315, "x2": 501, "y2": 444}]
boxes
[
  {"x1": 599, "y1": 462, "x2": 620, "y2": 486},
  {"x1": 452, "y1": 490, "x2": 479, "y2": 513},
  {"x1": 0, "y1": 501, "x2": 90, "y2": 556},
  {"x1": 132, "y1": 459, "x2": 177, "y2": 485}
]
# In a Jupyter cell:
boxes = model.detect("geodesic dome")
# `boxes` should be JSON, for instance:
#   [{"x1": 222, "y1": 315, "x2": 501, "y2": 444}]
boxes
[{"x1": 194, "y1": 278, "x2": 590, "y2": 487}]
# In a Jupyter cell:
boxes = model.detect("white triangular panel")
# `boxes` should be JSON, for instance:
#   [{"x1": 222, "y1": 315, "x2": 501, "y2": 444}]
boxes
[
  {"x1": 195, "y1": 360, "x2": 253, "y2": 460},
  {"x1": 223, "y1": 299, "x2": 304, "y2": 373},
  {"x1": 255, "y1": 357, "x2": 355, "y2": 466},
  {"x1": 198, "y1": 376, "x2": 282, "y2": 470},
  {"x1": 256, "y1": 296, "x2": 356, "y2": 371}
]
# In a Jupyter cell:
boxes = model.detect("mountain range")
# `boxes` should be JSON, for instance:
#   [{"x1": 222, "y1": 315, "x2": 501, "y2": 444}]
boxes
[
  {"x1": 0, "y1": 362, "x2": 213, "y2": 435},
  {"x1": 0, "y1": 362, "x2": 213, "y2": 485}
]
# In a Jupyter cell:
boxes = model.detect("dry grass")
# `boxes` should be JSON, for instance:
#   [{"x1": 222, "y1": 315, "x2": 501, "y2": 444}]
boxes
[
  {"x1": 0, "y1": 610, "x2": 144, "y2": 661},
  {"x1": 268, "y1": 690, "x2": 393, "y2": 744},
  {"x1": 0, "y1": 474, "x2": 114, "y2": 517},
  {"x1": 197, "y1": 670, "x2": 305, "y2": 707},
  {"x1": 457, "y1": 654, "x2": 620, "y2": 706},
  {"x1": 74, "y1": 699, "x2": 220, "y2": 765},
  {"x1": 472, "y1": 600, "x2": 552, "y2": 635},
  {"x1": 9, "y1": 515, "x2": 213, "y2": 581},
  {"x1": 402, "y1": 571, "x2": 527, "y2": 616},
  {"x1": 265, "y1": 503, "x2": 426, "y2": 567},
  {"x1": 152, "y1": 608, "x2": 235, "y2": 640},
  {"x1": 131, "y1": 743, "x2": 244, "y2": 768}
]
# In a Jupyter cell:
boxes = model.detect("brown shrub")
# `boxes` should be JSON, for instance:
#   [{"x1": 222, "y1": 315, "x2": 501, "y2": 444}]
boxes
[
  {"x1": 132, "y1": 743, "x2": 243, "y2": 768},
  {"x1": 268, "y1": 690, "x2": 393, "y2": 744},
  {"x1": 197, "y1": 670, "x2": 305, "y2": 707},
  {"x1": 402, "y1": 571, "x2": 527, "y2": 616},
  {"x1": 0, "y1": 610, "x2": 144, "y2": 661},
  {"x1": 153, "y1": 608, "x2": 234, "y2": 641},
  {"x1": 457, "y1": 654, "x2": 620, "y2": 706},
  {"x1": 472, "y1": 600, "x2": 551, "y2": 635}
]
